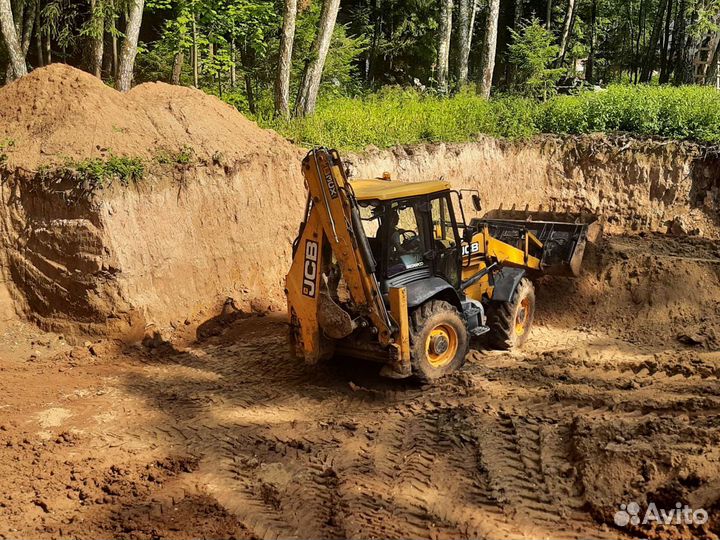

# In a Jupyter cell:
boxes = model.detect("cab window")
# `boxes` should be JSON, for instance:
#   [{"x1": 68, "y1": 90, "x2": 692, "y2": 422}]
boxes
[{"x1": 383, "y1": 202, "x2": 426, "y2": 277}]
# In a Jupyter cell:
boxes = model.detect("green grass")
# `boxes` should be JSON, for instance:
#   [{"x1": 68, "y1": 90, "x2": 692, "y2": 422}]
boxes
[
  {"x1": 257, "y1": 85, "x2": 720, "y2": 151},
  {"x1": 62, "y1": 155, "x2": 145, "y2": 189}
]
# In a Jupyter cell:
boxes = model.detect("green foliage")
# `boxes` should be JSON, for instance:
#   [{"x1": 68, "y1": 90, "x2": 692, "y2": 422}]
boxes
[
  {"x1": 534, "y1": 85, "x2": 720, "y2": 142},
  {"x1": 260, "y1": 85, "x2": 720, "y2": 151},
  {"x1": 507, "y1": 18, "x2": 564, "y2": 100},
  {"x1": 63, "y1": 155, "x2": 145, "y2": 189},
  {"x1": 155, "y1": 145, "x2": 195, "y2": 165}
]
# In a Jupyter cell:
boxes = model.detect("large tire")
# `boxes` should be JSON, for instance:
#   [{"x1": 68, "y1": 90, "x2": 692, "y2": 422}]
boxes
[
  {"x1": 409, "y1": 300, "x2": 469, "y2": 383},
  {"x1": 487, "y1": 277, "x2": 536, "y2": 350}
]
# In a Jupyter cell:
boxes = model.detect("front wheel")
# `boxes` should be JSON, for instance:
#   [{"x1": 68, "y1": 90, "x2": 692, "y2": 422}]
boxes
[
  {"x1": 486, "y1": 278, "x2": 536, "y2": 350},
  {"x1": 409, "y1": 300, "x2": 469, "y2": 383}
]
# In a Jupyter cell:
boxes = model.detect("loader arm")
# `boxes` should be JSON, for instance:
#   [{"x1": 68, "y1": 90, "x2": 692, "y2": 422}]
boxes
[{"x1": 286, "y1": 148, "x2": 395, "y2": 363}]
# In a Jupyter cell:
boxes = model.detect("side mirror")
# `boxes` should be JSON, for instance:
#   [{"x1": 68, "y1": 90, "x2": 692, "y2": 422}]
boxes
[{"x1": 471, "y1": 194, "x2": 482, "y2": 212}]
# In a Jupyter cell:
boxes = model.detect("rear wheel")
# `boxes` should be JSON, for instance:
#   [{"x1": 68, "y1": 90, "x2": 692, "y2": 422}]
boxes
[
  {"x1": 487, "y1": 278, "x2": 536, "y2": 350},
  {"x1": 409, "y1": 300, "x2": 469, "y2": 383}
]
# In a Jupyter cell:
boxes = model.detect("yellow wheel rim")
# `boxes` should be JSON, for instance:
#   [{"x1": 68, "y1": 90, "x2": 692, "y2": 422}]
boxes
[
  {"x1": 515, "y1": 297, "x2": 531, "y2": 337},
  {"x1": 425, "y1": 323, "x2": 458, "y2": 368}
]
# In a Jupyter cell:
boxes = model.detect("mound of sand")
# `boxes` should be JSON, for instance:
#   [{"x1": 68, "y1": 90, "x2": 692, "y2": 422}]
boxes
[
  {"x1": 0, "y1": 64, "x2": 296, "y2": 169},
  {"x1": 0, "y1": 64, "x2": 306, "y2": 337},
  {"x1": 536, "y1": 234, "x2": 720, "y2": 349}
]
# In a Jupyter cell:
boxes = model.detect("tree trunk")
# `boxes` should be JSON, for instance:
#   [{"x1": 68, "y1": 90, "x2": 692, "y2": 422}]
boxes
[
  {"x1": 44, "y1": 30, "x2": 51, "y2": 64},
  {"x1": 478, "y1": 0, "x2": 500, "y2": 98},
  {"x1": 294, "y1": 0, "x2": 341, "y2": 117},
  {"x1": 586, "y1": 0, "x2": 597, "y2": 82},
  {"x1": 191, "y1": 16, "x2": 198, "y2": 87},
  {"x1": 640, "y1": 0, "x2": 667, "y2": 82},
  {"x1": 436, "y1": 0, "x2": 452, "y2": 91},
  {"x1": 658, "y1": 0, "x2": 674, "y2": 82},
  {"x1": 171, "y1": 51, "x2": 183, "y2": 84},
  {"x1": 367, "y1": 0, "x2": 381, "y2": 83},
  {"x1": 457, "y1": 0, "x2": 474, "y2": 85},
  {"x1": 90, "y1": 0, "x2": 104, "y2": 78},
  {"x1": 514, "y1": 0, "x2": 523, "y2": 28},
  {"x1": 707, "y1": 34, "x2": 720, "y2": 84},
  {"x1": 274, "y1": 0, "x2": 297, "y2": 118},
  {"x1": 20, "y1": 0, "x2": 35, "y2": 58},
  {"x1": 34, "y1": 3, "x2": 42, "y2": 67},
  {"x1": 633, "y1": 0, "x2": 646, "y2": 83},
  {"x1": 557, "y1": 0, "x2": 576, "y2": 67},
  {"x1": 115, "y1": 0, "x2": 144, "y2": 92},
  {"x1": 229, "y1": 38, "x2": 236, "y2": 88},
  {"x1": 109, "y1": 0, "x2": 117, "y2": 78},
  {"x1": 671, "y1": 0, "x2": 687, "y2": 85},
  {"x1": 0, "y1": 0, "x2": 27, "y2": 79},
  {"x1": 546, "y1": 0, "x2": 552, "y2": 29}
]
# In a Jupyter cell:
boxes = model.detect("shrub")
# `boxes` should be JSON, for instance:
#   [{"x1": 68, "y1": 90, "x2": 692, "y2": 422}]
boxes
[{"x1": 255, "y1": 85, "x2": 720, "y2": 151}]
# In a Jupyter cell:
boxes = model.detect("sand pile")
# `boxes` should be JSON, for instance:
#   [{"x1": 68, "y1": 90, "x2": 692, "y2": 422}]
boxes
[
  {"x1": 536, "y1": 234, "x2": 720, "y2": 349},
  {"x1": 0, "y1": 64, "x2": 295, "y2": 170},
  {"x1": 0, "y1": 64, "x2": 306, "y2": 337}
]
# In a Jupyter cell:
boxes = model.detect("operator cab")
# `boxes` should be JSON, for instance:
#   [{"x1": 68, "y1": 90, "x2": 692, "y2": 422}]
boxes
[{"x1": 351, "y1": 179, "x2": 466, "y2": 293}]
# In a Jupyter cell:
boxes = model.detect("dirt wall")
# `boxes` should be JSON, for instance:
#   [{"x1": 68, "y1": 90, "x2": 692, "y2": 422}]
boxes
[
  {"x1": 0, "y1": 159, "x2": 305, "y2": 339},
  {"x1": 1, "y1": 65, "x2": 719, "y2": 340},
  {"x1": 347, "y1": 136, "x2": 720, "y2": 237}
]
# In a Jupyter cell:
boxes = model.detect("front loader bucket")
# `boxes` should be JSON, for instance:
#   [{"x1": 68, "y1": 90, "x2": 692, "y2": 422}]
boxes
[{"x1": 477, "y1": 208, "x2": 602, "y2": 277}]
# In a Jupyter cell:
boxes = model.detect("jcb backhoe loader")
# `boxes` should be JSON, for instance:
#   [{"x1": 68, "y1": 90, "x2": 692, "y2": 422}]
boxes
[{"x1": 286, "y1": 148, "x2": 600, "y2": 381}]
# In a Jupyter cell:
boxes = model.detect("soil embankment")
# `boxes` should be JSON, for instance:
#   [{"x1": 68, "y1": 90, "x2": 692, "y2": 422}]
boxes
[
  {"x1": 0, "y1": 64, "x2": 718, "y2": 342},
  {"x1": 348, "y1": 136, "x2": 719, "y2": 236},
  {"x1": 0, "y1": 64, "x2": 305, "y2": 338}
]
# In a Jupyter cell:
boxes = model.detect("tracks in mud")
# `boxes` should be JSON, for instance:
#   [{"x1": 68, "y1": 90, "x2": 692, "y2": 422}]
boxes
[{"x1": 113, "y1": 313, "x2": 720, "y2": 540}]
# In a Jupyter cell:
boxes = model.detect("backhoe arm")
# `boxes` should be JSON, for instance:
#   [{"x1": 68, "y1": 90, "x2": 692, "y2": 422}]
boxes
[{"x1": 286, "y1": 148, "x2": 394, "y2": 363}]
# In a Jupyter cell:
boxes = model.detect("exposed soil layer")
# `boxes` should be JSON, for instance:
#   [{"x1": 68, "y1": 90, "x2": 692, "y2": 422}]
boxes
[
  {"x1": 349, "y1": 137, "x2": 720, "y2": 238},
  {"x1": 1, "y1": 66, "x2": 720, "y2": 342},
  {"x1": 0, "y1": 65, "x2": 305, "y2": 338},
  {"x1": 1, "y1": 234, "x2": 719, "y2": 540}
]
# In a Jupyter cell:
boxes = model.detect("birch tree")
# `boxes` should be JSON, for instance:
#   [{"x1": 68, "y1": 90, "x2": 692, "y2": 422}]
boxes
[
  {"x1": 116, "y1": 0, "x2": 144, "y2": 91},
  {"x1": 557, "y1": 0, "x2": 576, "y2": 66},
  {"x1": 436, "y1": 0, "x2": 452, "y2": 91},
  {"x1": 87, "y1": 0, "x2": 104, "y2": 77},
  {"x1": 479, "y1": 0, "x2": 500, "y2": 98},
  {"x1": 0, "y1": 0, "x2": 28, "y2": 79},
  {"x1": 294, "y1": 0, "x2": 340, "y2": 117},
  {"x1": 274, "y1": 0, "x2": 297, "y2": 118},
  {"x1": 456, "y1": 0, "x2": 475, "y2": 85}
]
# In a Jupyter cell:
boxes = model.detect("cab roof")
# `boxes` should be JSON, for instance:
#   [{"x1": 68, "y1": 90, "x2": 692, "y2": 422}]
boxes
[{"x1": 350, "y1": 178, "x2": 451, "y2": 202}]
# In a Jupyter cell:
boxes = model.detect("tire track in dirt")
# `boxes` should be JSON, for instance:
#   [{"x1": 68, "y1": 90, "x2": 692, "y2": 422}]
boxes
[{"x1": 106, "y1": 295, "x2": 720, "y2": 540}]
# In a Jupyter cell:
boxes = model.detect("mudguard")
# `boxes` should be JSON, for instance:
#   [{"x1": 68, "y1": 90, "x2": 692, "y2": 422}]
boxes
[
  {"x1": 491, "y1": 268, "x2": 526, "y2": 303},
  {"x1": 404, "y1": 277, "x2": 463, "y2": 311}
]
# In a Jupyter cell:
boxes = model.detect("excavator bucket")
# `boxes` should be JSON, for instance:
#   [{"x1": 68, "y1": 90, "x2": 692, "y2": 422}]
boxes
[{"x1": 479, "y1": 207, "x2": 602, "y2": 277}]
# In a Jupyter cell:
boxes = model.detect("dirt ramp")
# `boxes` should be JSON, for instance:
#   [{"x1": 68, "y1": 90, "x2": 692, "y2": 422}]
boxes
[{"x1": 0, "y1": 65, "x2": 305, "y2": 339}]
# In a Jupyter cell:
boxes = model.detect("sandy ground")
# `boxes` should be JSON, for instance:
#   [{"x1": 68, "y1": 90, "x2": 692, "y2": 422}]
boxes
[{"x1": 1, "y1": 234, "x2": 719, "y2": 540}]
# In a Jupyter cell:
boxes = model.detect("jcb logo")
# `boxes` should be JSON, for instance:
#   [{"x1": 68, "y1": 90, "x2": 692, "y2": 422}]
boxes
[
  {"x1": 462, "y1": 242, "x2": 480, "y2": 257},
  {"x1": 302, "y1": 240, "x2": 319, "y2": 298}
]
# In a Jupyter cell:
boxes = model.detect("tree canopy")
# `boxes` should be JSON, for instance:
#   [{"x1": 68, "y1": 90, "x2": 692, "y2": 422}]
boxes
[{"x1": 1, "y1": 0, "x2": 719, "y2": 116}]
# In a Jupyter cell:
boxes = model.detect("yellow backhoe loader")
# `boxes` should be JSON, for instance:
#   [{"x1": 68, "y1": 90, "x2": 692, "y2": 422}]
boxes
[{"x1": 286, "y1": 148, "x2": 600, "y2": 381}]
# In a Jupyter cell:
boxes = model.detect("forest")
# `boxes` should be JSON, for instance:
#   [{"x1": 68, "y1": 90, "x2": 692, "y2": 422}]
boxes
[{"x1": 1, "y1": 0, "x2": 720, "y2": 146}]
